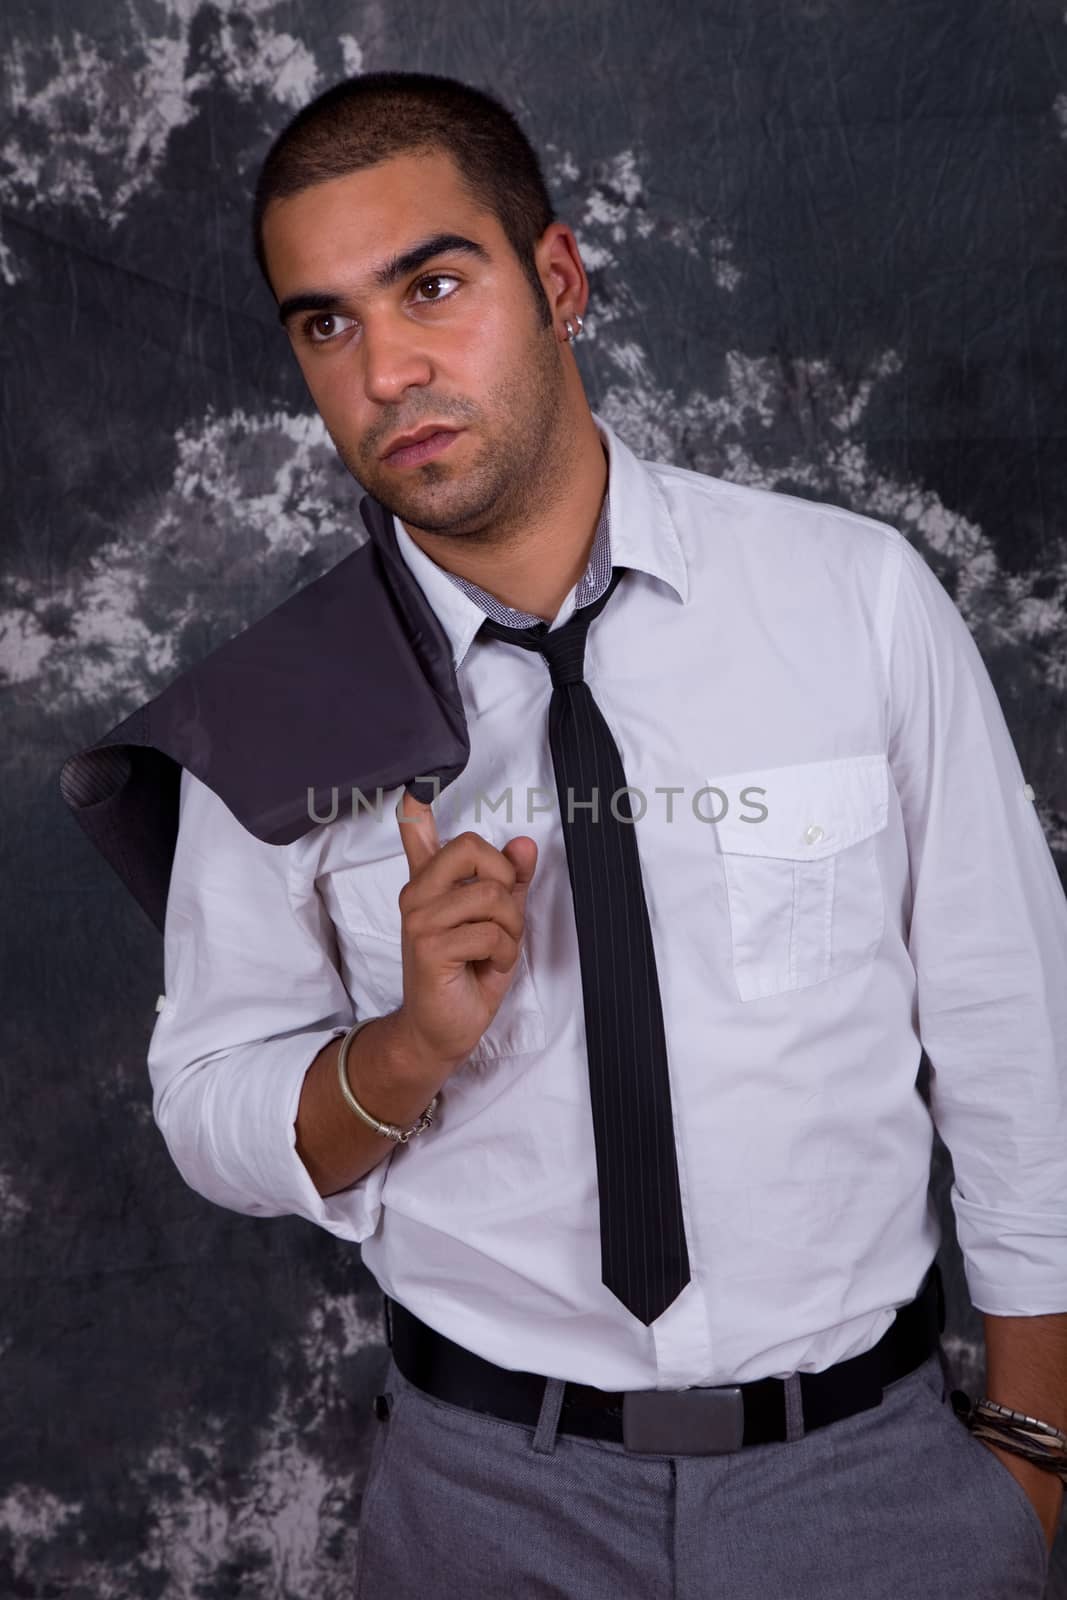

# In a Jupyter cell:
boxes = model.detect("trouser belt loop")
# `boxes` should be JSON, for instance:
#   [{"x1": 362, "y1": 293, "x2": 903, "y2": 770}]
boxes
[
  {"x1": 783, "y1": 1372, "x2": 805, "y2": 1442},
  {"x1": 532, "y1": 1378, "x2": 568, "y2": 1455}
]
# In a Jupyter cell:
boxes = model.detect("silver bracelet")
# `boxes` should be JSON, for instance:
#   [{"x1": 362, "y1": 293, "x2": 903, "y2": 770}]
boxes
[{"x1": 336, "y1": 1017, "x2": 439, "y2": 1143}]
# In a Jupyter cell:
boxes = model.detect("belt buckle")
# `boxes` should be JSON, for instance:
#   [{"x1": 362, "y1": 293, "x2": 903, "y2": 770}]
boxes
[{"x1": 622, "y1": 1384, "x2": 745, "y2": 1455}]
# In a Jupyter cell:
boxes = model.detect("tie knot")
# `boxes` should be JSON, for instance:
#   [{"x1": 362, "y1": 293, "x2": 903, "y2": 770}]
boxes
[{"x1": 479, "y1": 567, "x2": 624, "y2": 688}]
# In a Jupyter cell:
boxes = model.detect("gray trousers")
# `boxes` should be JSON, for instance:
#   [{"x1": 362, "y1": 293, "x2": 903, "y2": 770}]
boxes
[{"x1": 354, "y1": 1346, "x2": 1051, "y2": 1599}]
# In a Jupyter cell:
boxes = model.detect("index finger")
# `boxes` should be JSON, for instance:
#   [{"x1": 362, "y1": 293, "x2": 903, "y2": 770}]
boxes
[{"x1": 396, "y1": 787, "x2": 441, "y2": 879}]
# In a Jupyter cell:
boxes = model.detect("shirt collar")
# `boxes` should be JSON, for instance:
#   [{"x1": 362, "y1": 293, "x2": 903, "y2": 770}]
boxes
[
  {"x1": 444, "y1": 489, "x2": 612, "y2": 628},
  {"x1": 389, "y1": 410, "x2": 690, "y2": 672}
]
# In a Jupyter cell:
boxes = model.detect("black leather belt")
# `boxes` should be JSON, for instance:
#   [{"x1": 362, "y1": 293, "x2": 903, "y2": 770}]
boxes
[{"x1": 383, "y1": 1261, "x2": 945, "y2": 1456}]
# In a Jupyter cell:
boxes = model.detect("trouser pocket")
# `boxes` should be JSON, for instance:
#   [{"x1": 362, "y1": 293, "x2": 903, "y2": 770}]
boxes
[{"x1": 909, "y1": 1347, "x2": 1050, "y2": 1589}]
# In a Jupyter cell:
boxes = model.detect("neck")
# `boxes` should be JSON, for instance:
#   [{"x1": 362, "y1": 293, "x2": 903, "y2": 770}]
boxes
[{"x1": 400, "y1": 407, "x2": 608, "y2": 624}]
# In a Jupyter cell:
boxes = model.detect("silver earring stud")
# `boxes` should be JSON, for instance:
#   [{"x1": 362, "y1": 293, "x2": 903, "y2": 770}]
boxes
[{"x1": 564, "y1": 320, "x2": 576, "y2": 341}]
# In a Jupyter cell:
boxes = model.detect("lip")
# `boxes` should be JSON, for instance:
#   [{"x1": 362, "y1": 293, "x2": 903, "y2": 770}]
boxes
[{"x1": 381, "y1": 425, "x2": 463, "y2": 466}]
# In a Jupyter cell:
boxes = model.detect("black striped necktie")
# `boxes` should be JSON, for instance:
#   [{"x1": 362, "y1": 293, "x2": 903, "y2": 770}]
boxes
[{"x1": 478, "y1": 567, "x2": 691, "y2": 1325}]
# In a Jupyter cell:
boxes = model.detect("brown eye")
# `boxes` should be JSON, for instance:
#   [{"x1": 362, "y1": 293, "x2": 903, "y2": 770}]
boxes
[
  {"x1": 413, "y1": 275, "x2": 460, "y2": 304},
  {"x1": 303, "y1": 312, "x2": 356, "y2": 344}
]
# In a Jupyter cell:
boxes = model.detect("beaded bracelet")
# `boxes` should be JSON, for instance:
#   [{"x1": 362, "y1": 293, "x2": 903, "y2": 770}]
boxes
[
  {"x1": 951, "y1": 1390, "x2": 1067, "y2": 1484},
  {"x1": 336, "y1": 1017, "x2": 439, "y2": 1143}
]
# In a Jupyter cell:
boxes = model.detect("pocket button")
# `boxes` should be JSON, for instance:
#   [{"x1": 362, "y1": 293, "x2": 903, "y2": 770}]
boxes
[{"x1": 804, "y1": 823, "x2": 824, "y2": 844}]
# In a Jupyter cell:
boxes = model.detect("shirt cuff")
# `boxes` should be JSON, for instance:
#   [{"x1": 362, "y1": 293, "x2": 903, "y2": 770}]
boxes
[
  {"x1": 157, "y1": 1025, "x2": 395, "y2": 1245},
  {"x1": 952, "y1": 1187, "x2": 1067, "y2": 1314},
  {"x1": 278, "y1": 1027, "x2": 396, "y2": 1245}
]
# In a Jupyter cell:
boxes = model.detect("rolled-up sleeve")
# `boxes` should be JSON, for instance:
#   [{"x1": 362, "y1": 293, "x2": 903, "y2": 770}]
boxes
[
  {"x1": 147, "y1": 768, "x2": 392, "y2": 1244},
  {"x1": 887, "y1": 533, "x2": 1067, "y2": 1314}
]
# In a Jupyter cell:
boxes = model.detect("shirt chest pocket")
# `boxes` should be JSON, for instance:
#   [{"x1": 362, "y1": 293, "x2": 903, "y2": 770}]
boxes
[
  {"x1": 710, "y1": 753, "x2": 889, "y2": 1002},
  {"x1": 325, "y1": 851, "x2": 546, "y2": 1063}
]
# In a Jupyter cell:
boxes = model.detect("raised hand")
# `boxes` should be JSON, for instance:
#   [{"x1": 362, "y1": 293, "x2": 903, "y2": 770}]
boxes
[{"x1": 393, "y1": 790, "x2": 538, "y2": 1070}]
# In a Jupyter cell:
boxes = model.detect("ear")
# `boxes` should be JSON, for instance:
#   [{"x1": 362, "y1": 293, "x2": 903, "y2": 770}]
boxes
[{"x1": 533, "y1": 222, "x2": 588, "y2": 328}]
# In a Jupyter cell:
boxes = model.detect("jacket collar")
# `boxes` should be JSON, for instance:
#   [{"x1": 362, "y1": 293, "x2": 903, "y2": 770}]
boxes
[{"x1": 59, "y1": 413, "x2": 689, "y2": 932}]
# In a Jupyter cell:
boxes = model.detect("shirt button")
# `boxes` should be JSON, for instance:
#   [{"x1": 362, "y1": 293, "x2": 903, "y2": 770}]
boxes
[
  {"x1": 804, "y1": 824, "x2": 824, "y2": 844},
  {"x1": 1022, "y1": 783, "x2": 1035, "y2": 801}
]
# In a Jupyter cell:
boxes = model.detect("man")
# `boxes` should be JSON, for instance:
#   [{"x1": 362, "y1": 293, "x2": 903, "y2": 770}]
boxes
[{"x1": 141, "y1": 72, "x2": 1066, "y2": 1596}]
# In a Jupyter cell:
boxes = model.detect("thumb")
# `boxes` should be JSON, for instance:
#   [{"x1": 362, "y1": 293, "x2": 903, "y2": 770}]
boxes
[{"x1": 502, "y1": 835, "x2": 538, "y2": 910}]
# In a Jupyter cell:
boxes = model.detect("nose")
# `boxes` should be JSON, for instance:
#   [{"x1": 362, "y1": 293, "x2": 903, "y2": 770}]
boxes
[{"x1": 361, "y1": 317, "x2": 433, "y2": 406}]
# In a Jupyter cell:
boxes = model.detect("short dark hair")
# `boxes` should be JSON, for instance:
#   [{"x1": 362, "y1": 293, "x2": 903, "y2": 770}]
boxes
[{"x1": 252, "y1": 71, "x2": 556, "y2": 325}]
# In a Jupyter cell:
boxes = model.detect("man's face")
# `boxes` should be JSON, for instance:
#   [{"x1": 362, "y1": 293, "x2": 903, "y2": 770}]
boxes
[{"x1": 262, "y1": 149, "x2": 568, "y2": 541}]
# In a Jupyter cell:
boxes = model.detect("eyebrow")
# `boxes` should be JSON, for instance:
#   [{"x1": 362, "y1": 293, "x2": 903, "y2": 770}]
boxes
[{"x1": 276, "y1": 231, "x2": 491, "y2": 326}]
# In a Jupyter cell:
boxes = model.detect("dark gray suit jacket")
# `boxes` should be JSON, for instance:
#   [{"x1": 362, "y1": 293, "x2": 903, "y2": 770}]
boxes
[{"x1": 58, "y1": 494, "x2": 471, "y2": 933}]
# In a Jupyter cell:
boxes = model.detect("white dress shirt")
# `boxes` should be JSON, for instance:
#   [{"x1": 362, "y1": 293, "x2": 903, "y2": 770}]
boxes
[{"x1": 147, "y1": 412, "x2": 1067, "y2": 1389}]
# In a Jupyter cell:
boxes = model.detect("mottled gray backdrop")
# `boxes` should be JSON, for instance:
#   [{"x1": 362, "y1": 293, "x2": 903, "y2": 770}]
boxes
[{"x1": 2, "y1": 1, "x2": 1066, "y2": 1594}]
